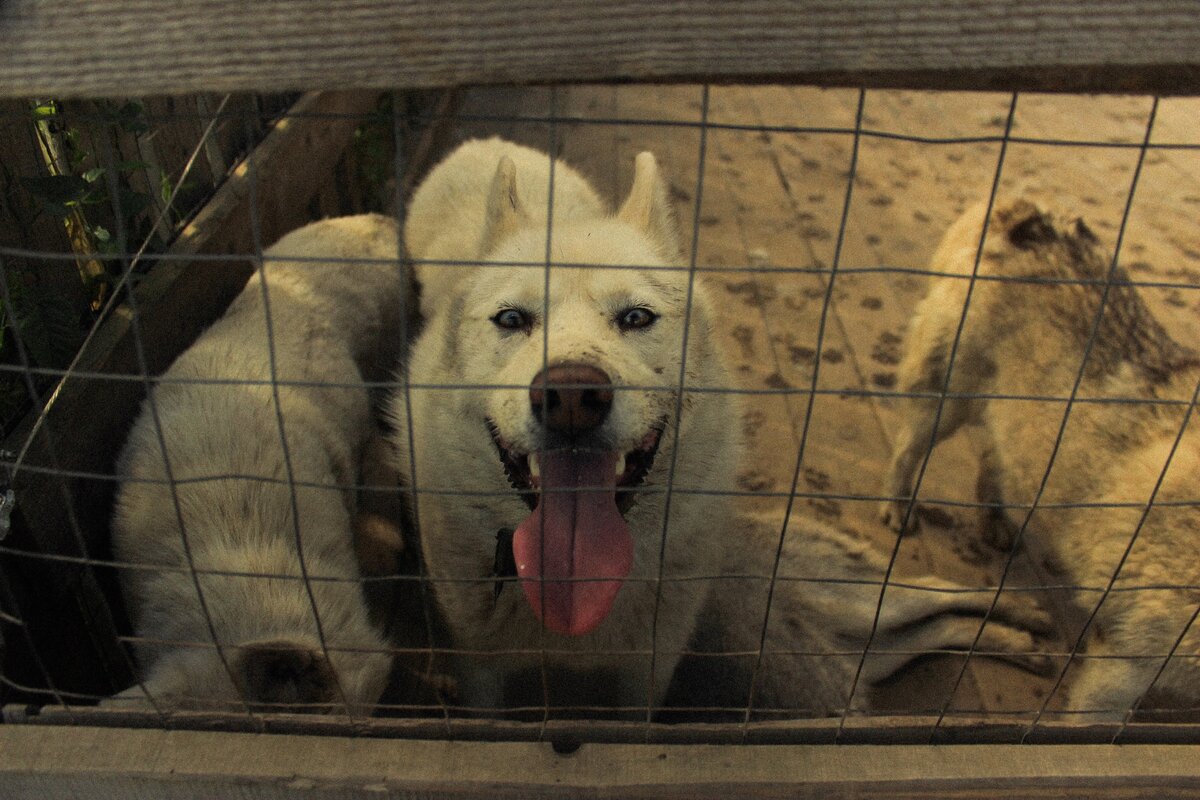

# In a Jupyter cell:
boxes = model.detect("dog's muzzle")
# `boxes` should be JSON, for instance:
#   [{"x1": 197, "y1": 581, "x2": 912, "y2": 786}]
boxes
[{"x1": 484, "y1": 364, "x2": 666, "y2": 637}]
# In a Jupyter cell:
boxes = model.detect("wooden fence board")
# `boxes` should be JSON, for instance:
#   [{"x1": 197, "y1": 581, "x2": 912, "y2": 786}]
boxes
[
  {"x1": 1, "y1": 1, "x2": 1199, "y2": 98},
  {"x1": 3, "y1": 725, "x2": 1200, "y2": 798}
]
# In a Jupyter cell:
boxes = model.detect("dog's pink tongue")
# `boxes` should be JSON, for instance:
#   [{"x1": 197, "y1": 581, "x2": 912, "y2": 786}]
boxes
[{"x1": 513, "y1": 450, "x2": 632, "y2": 637}]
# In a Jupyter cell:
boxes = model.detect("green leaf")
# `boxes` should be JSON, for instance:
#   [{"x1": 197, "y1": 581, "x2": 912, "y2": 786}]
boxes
[
  {"x1": 31, "y1": 101, "x2": 58, "y2": 120},
  {"x1": 13, "y1": 278, "x2": 83, "y2": 369},
  {"x1": 159, "y1": 170, "x2": 173, "y2": 205},
  {"x1": 82, "y1": 167, "x2": 106, "y2": 183},
  {"x1": 62, "y1": 129, "x2": 87, "y2": 169}
]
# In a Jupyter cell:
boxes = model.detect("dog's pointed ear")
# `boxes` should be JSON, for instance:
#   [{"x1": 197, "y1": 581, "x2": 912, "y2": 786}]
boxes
[
  {"x1": 478, "y1": 155, "x2": 529, "y2": 258},
  {"x1": 618, "y1": 152, "x2": 683, "y2": 263},
  {"x1": 994, "y1": 199, "x2": 1056, "y2": 251}
]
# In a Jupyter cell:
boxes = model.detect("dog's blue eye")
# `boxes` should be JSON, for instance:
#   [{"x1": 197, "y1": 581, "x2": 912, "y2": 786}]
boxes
[
  {"x1": 493, "y1": 308, "x2": 531, "y2": 331},
  {"x1": 617, "y1": 307, "x2": 657, "y2": 331}
]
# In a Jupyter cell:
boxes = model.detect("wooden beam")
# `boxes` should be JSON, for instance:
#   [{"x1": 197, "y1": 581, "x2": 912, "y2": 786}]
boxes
[
  {"x1": 3, "y1": 725, "x2": 1200, "y2": 798},
  {"x1": 1, "y1": 1, "x2": 1199, "y2": 98},
  {"x1": 13, "y1": 704, "x2": 1200, "y2": 746}
]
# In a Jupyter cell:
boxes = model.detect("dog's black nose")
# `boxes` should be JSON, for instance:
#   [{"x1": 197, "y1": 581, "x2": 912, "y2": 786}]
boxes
[{"x1": 530, "y1": 363, "x2": 614, "y2": 435}]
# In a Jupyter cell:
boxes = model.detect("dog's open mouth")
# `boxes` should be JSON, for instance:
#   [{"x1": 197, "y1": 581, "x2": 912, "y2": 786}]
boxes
[
  {"x1": 487, "y1": 420, "x2": 665, "y2": 637},
  {"x1": 490, "y1": 422, "x2": 664, "y2": 516}
]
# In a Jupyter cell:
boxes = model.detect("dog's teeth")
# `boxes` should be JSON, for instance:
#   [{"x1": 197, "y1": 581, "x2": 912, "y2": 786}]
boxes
[
  {"x1": 615, "y1": 454, "x2": 626, "y2": 476},
  {"x1": 529, "y1": 456, "x2": 540, "y2": 479}
]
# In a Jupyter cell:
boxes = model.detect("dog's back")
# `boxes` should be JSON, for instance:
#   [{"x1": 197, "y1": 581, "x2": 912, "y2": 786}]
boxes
[
  {"x1": 112, "y1": 214, "x2": 405, "y2": 712},
  {"x1": 921, "y1": 201, "x2": 1198, "y2": 511}
]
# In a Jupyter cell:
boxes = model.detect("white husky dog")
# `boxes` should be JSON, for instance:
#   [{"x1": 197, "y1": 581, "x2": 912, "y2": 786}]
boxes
[
  {"x1": 390, "y1": 138, "x2": 1053, "y2": 714},
  {"x1": 881, "y1": 199, "x2": 1200, "y2": 719},
  {"x1": 391, "y1": 138, "x2": 737, "y2": 710},
  {"x1": 111, "y1": 215, "x2": 405, "y2": 714}
]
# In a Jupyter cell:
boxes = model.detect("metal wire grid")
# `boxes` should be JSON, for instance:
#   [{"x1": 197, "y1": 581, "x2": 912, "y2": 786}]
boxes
[{"x1": 0, "y1": 87, "x2": 1197, "y2": 743}]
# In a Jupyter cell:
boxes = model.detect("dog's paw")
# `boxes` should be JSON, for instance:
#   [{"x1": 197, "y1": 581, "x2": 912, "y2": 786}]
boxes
[
  {"x1": 980, "y1": 622, "x2": 1055, "y2": 676},
  {"x1": 98, "y1": 685, "x2": 159, "y2": 711},
  {"x1": 988, "y1": 589, "x2": 1056, "y2": 637}
]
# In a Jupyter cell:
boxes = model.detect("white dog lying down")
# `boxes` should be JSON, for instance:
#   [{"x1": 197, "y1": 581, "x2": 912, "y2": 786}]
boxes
[
  {"x1": 110, "y1": 214, "x2": 406, "y2": 714},
  {"x1": 882, "y1": 199, "x2": 1200, "y2": 720},
  {"x1": 390, "y1": 137, "x2": 1051, "y2": 715}
]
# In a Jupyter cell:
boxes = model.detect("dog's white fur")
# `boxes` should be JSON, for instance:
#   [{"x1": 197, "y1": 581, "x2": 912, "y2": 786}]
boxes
[
  {"x1": 390, "y1": 138, "x2": 736, "y2": 710},
  {"x1": 390, "y1": 138, "x2": 1052, "y2": 714},
  {"x1": 882, "y1": 199, "x2": 1200, "y2": 718},
  {"x1": 111, "y1": 214, "x2": 404, "y2": 714}
]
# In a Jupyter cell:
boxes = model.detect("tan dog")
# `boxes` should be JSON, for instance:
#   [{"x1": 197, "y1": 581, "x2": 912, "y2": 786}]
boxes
[
  {"x1": 111, "y1": 215, "x2": 408, "y2": 714},
  {"x1": 882, "y1": 199, "x2": 1200, "y2": 719}
]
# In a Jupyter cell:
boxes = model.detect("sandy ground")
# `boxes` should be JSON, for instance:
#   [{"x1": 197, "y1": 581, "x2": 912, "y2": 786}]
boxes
[{"x1": 424, "y1": 84, "x2": 1200, "y2": 725}]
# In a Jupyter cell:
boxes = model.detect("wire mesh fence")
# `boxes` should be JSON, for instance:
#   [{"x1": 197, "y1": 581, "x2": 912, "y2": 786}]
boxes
[{"x1": 1, "y1": 83, "x2": 1198, "y2": 746}]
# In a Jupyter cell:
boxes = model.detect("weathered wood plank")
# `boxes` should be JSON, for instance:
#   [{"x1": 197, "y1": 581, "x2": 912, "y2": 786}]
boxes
[
  {"x1": 3, "y1": 725, "x2": 1200, "y2": 798},
  {"x1": 13, "y1": 702, "x2": 1200, "y2": 745},
  {"x1": 1, "y1": 1, "x2": 1199, "y2": 98}
]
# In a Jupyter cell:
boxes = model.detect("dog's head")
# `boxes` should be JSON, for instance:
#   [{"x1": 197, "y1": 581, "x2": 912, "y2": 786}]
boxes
[{"x1": 445, "y1": 151, "x2": 723, "y2": 638}]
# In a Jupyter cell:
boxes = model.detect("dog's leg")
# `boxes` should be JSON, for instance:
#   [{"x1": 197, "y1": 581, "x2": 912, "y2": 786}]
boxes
[
  {"x1": 883, "y1": 311, "x2": 984, "y2": 532},
  {"x1": 1063, "y1": 593, "x2": 1200, "y2": 722},
  {"x1": 974, "y1": 441, "x2": 1020, "y2": 552},
  {"x1": 858, "y1": 579, "x2": 1054, "y2": 682},
  {"x1": 100, "y1": 652, "x2": 232, "y2": 711},
  {"x1": 456, "y1": 660, "x2": 506, "y2": 712},
  {"x1": 863, "y1": 612, "x2": 1053, "y2": 683},
  {"x1": 881, "y1": 379, "x2": 975, "y2": 534},
  {"x1": 879, "y1": 578, "x2": 1053, "y2": 635},
  {"x1": 100, "y1": 682, "x2": 160, "y2": 710},
  {"x1": 1061, "y1": 645, "x2": 1159, "y2": 723}
]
